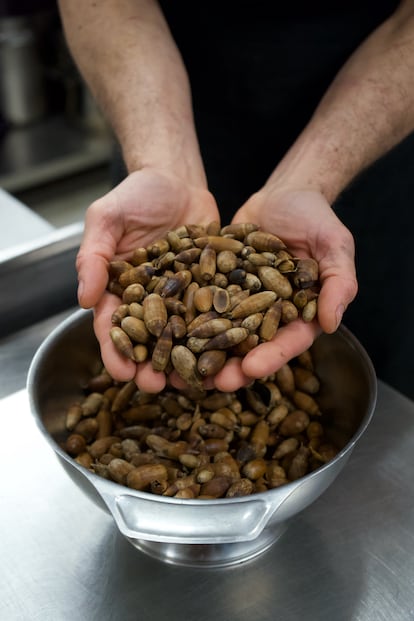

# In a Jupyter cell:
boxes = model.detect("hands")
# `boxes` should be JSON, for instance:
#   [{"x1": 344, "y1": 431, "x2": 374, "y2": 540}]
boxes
[
  {"x1": 77, "y1": 169, "x2": 357, "y2": 395},
  {"x1": 212, "y1": 187, "x2": 358, "y2": 391},
  {"x1": 76, "y1": 167, "x2": 220, "y2": 392}
]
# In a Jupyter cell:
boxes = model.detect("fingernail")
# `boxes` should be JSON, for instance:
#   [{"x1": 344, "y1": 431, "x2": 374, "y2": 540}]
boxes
[{"x1": 335, "y1": 304, "x2": 345, "y2": 330}]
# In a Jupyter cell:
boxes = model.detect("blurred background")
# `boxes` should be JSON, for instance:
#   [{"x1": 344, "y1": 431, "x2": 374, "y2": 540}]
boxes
[
  {"x1": 0, "y1": 0, "x2": 112, "y2": 230},
  {"x1": 0, "y1": 1, "x2": 114, "y2": 340}
]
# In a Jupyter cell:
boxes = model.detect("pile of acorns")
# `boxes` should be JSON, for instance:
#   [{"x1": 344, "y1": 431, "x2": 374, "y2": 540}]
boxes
[
  {"x1": 64, "y1": 352, "x2": 339, "y2": 498},
  {"x1": 108, "y1": 222, "x2": 320, "y2": 387}
]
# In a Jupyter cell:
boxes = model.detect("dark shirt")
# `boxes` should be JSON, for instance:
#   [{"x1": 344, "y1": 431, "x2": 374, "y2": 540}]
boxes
[
  {"x1": 121, "y1": 1, "x2": 413, "y2": 397},
  {"x1": 160, "y1": 0, "x2": 400, "y2": 213}
]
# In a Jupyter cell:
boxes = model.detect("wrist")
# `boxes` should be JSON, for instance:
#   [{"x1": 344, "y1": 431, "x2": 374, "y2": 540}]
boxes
[
  {"x1": 122, "y1": 132, "x2": 207, "y2": 189},
  {"x1": 264, "y1": 127, "x2": 352, "y2": 205}
]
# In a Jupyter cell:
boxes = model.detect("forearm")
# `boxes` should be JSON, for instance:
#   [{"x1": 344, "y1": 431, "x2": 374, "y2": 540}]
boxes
[
  {"x1": 57, "y1": 0, "x2": 206, "y2": 186},
  {"x1": 267, "y1": 0, "x2": 414, "y2": 203}
]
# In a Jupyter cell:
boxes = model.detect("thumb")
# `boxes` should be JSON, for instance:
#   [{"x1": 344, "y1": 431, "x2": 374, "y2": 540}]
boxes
[
  {"x1": 76, "y1": 249, "x2": 110, "y2": 309},
  {"x1": 317, "y1": 273, "x2": 358, "y2": 333},
  {"x1": 76, "y1": 207, "x2": 119, "y2": 309},
  {"x1": 314, "y1": 220, "x2": 358, "y2": 333}
]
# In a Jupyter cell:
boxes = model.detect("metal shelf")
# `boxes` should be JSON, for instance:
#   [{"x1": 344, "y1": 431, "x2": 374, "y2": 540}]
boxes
[{"x1": 0, "y1": 114, "x2": 112, "y2": 193}]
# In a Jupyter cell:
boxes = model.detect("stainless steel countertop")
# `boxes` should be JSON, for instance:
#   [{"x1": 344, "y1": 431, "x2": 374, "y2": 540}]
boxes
[
  {"x1": 1, "y1": 309, "x2": 414, "y2": 621},
  {"x1": 0, "y1": 187, "x2": 53, "y2": 250},
  {"x1": 0, "y1": 222, "x2": 82, "y2": 338}
]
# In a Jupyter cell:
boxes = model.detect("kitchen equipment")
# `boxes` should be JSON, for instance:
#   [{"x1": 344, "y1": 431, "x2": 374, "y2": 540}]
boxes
[
  {"x1": 27, "y1": 308, "x2": 377, "y2": 567},
  {"x1": 0, "y1": 15, "x2": 46, "y2": 125}
]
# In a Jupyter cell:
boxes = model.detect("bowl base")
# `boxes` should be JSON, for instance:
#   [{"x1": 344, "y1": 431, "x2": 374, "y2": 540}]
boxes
[{"x1": 125, "y1": 523, "x2": 287, "y2": 568}]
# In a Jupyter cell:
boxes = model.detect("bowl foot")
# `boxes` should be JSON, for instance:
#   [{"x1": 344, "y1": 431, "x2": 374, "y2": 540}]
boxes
[{"x1": 125, "y1": 523, "x2": 287, "y2": 568}]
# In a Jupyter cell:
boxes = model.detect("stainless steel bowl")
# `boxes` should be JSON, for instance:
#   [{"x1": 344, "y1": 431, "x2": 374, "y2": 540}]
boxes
[{"x1": 27, "y1": 308, "x2": 377, "y2": 568}]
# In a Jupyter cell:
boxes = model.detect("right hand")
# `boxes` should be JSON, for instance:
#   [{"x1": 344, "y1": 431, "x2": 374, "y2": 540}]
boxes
[{"x1": 76, "y1": 167, "x2": 220, "y2": 392}]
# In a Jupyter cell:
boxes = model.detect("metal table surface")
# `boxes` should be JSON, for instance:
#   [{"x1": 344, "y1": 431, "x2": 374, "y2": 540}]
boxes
[{"x1": 1, "y1": 309, "x2": 414, "y2": 621}]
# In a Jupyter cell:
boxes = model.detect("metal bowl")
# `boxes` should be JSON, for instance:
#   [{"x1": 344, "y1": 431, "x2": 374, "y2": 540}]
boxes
[{"x1": 27, "y1": 308, "x2": 377, "y2": 568}]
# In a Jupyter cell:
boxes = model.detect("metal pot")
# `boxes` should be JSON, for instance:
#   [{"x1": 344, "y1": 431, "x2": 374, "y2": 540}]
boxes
[{"x1": 27, "y1": 308, "x2": 377, "y2": 567}]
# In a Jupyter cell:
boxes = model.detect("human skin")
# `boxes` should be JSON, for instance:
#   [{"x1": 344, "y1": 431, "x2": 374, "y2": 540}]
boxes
[{"x1": 58, "y1": 0, "x2": 414, "y2": 392}]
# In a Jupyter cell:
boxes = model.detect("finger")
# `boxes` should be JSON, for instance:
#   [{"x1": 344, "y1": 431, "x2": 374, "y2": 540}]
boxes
[
  {"x1": 135, "y1": 363, "x2": 167, "y2": 393},
  {"x1": 77, "y1": 203, "x2": 122, "y2": 308},
  {"x1": 168, "y1": 370, "x2": 215, "y2": 391},
  {"x1": 77, "y1": 251, "x2": 110, "y2": 309},
  {"x1": 168, "y1": 371, "x2": 189, "y2": 391},
  {"x1": 76, "y1": 248, "x2": 108, "y2": 308},
  {"x1": 314, "y1": 220, "x2": 358, "y2": 333},
  {"x1": 241, "y1": 320, "x2": 321, "y2": 379},
  {"x1": 213, "y1": 357, "x2": 253, "y2": 392},
  {"x1": 317, "y1": 274, "x2": 358, "y2": 333},
  {"x1": 93, "y1": 294, "x2": 136, "y2": 382}
]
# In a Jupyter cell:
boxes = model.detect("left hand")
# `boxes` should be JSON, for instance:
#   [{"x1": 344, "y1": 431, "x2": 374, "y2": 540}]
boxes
[{"x1": 211, "y1": 186, "x2": 358, "y2": 391}]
